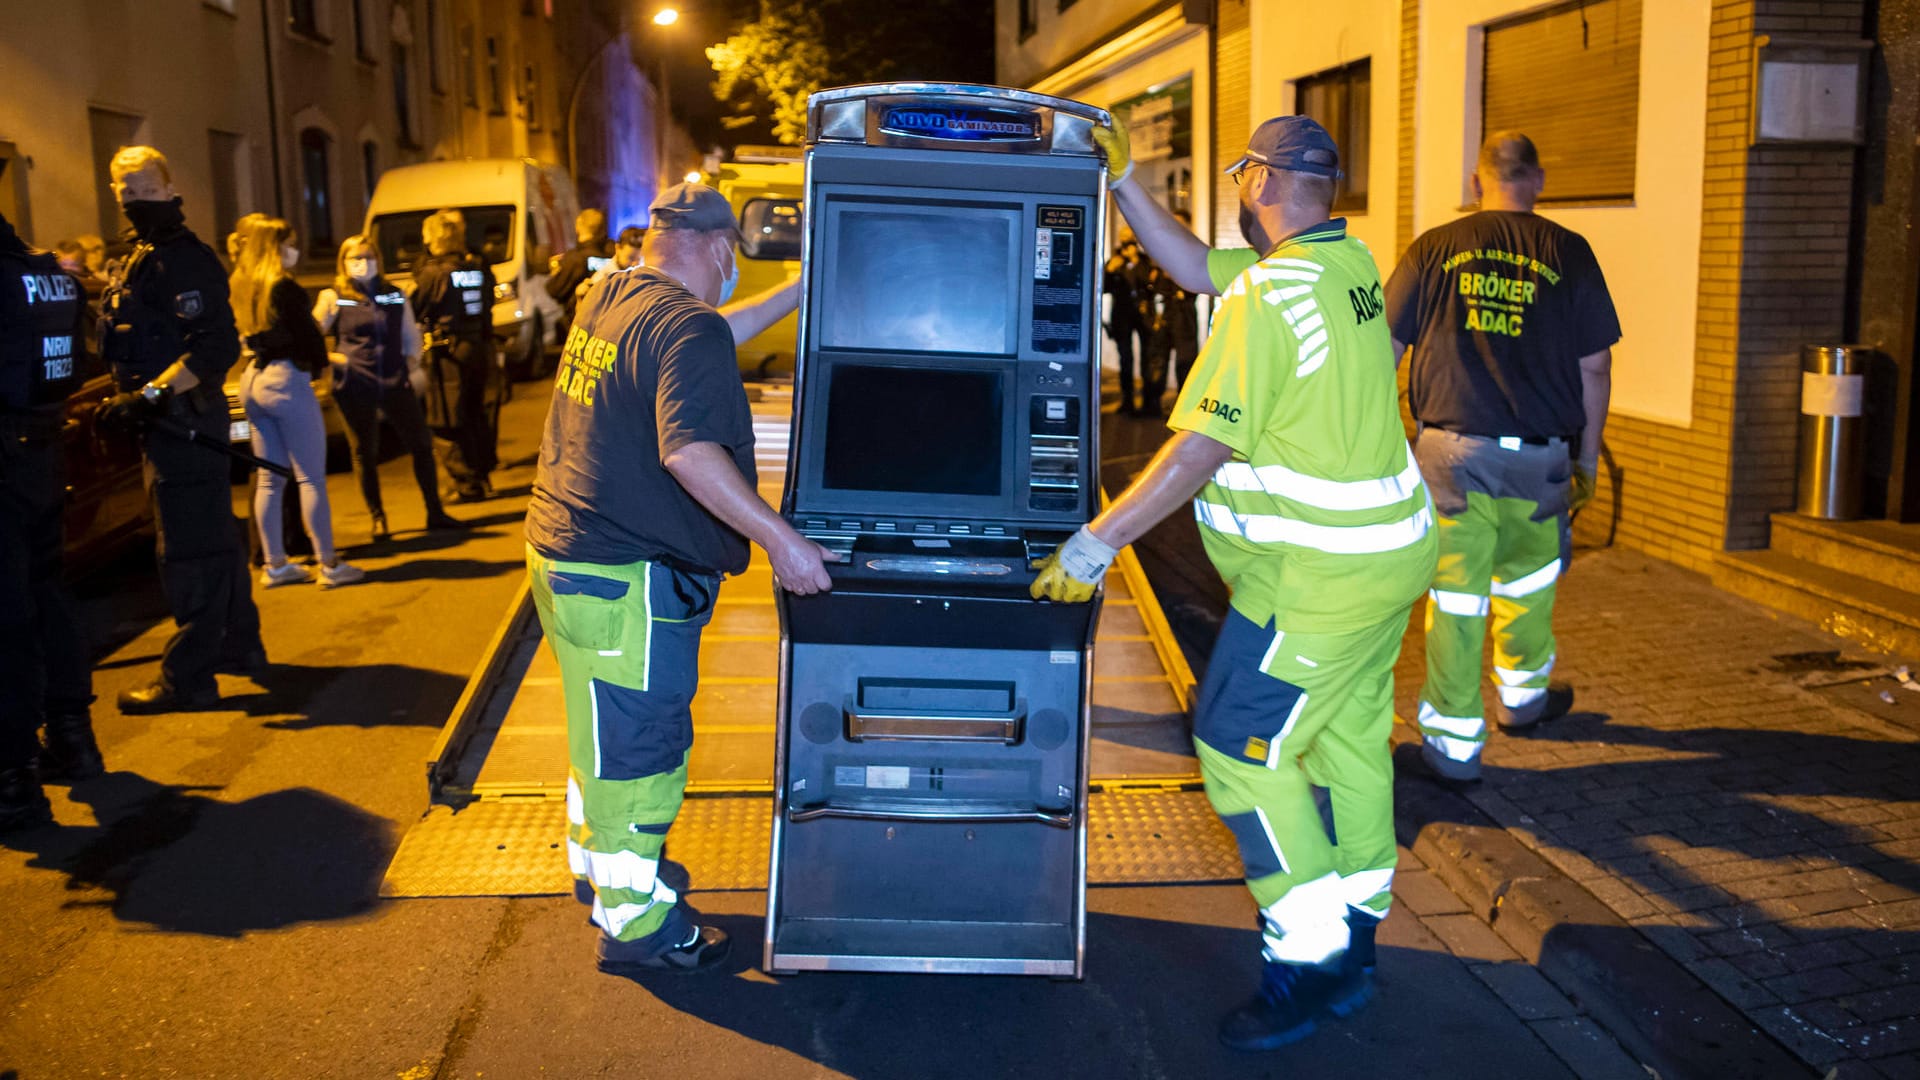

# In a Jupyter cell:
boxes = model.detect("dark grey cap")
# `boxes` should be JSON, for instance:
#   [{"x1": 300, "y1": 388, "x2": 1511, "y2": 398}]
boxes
[
  {"x1": 648, "y1": 182, "x2": 740, "y2": 236},
  {"x1": 1225, "y1": 115, "x2": 1341, "y2": 179}
]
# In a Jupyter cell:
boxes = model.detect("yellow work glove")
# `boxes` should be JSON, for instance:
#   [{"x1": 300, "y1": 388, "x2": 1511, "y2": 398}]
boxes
[
  {"x1": 1090, "y1": 123, "x2": 1133, "y2": 189},
  {"x1": 1030, "y1": 526, "x2": 1119, "y2": 603},
  {"x1": 1570, "y1": 464, "x2": 1597, "y2": 513}
]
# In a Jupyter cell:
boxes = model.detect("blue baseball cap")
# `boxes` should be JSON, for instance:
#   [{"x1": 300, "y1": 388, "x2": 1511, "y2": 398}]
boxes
[
  {"x1": 648, "y1": 182, "x2": 741, "y2": 237},
  {"x1": 1225, "y1": 115, "x2": 1342, "y2": 179}
]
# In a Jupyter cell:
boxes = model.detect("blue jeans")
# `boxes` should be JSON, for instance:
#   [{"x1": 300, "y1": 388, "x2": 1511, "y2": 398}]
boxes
[{"x1": 241, "y1": 361, "x2": 335, "y2": 565}]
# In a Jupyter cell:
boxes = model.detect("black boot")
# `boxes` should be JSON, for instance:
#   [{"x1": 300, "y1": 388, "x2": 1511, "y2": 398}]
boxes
[
  {"x1": 39, "y1": 713, "x2": 105, "y2": 782},
  {"x1": 1219, "y1": 957, "x2": 1369, "y2": 1052},
  {"x1": 1346, "y1": 910, "x2": 1379, "y2": 977},
  {"x1": 424, "y1": 508, "x2": 466, "y2": 531},
  {"x1": 117, "y1": 682, "x2": 220, "y2": 715},
  {"x1": 0, "y1": 766, "x2": 53, "y2": 832}
]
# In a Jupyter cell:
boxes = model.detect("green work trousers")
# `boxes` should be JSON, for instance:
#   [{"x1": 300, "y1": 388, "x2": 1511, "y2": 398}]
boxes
[
  {"x1": 1194, "y1": 606, "x2": 1410, "y2": 965},
  {"x1": 1412, "y1": 428, "x2": 1570, "y2": 781},
  {"x1": 527, "y1": 545, "x2": 717, "y2": 952}
]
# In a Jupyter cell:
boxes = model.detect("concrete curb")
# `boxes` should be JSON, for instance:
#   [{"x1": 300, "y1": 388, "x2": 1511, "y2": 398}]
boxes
[{"x1": 1392, "y1": 756, "x2": 1816, "y2": 1080}]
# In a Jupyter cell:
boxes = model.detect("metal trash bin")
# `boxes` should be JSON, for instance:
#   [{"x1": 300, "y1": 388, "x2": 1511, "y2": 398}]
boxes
[{"x1": 1798, "y1": 345, "x2": 1866, "y2": 520}]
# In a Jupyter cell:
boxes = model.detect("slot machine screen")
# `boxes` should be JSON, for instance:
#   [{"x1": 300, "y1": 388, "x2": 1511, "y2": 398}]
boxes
[
  {"x1": 821, "y1": 364, "x2": 1005, "y2": 497},
  {"x1": 819, "y1": 203, "x2": 1021, "y2": 356}
]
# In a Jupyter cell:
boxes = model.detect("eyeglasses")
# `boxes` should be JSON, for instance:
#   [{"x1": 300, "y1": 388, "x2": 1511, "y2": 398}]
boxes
[{"x1": 1231, "y1": 164, "x2": 1267, "y2": 187}]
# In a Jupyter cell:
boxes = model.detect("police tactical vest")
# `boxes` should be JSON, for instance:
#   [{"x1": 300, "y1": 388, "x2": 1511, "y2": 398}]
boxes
[
  {"x1": 335, "y1": 280, "x2": 410, "y2": 391},
  {"x1": 0, "y1": 249, "x2": 84, "y2": 411},
  {"x1": 419, "y1": 252, "x2": 491, "y2": 340}
]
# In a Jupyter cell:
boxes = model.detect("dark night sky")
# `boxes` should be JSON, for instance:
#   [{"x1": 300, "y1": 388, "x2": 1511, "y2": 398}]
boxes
[{"x1": 640, "y1": 0, "x2": 998, "y2": 150}]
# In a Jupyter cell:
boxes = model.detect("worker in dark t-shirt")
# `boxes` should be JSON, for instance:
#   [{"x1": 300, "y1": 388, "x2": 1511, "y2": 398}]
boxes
[
  {"x1": 1385, "y1": 131, "x2": 1621, "y2": 785},
  {"x1": 524, "y1": 182, "x2": 828, "y2": 975}
]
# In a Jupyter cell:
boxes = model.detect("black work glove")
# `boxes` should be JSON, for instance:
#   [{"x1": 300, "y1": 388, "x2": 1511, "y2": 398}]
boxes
[{"x1": 96, "y1": 391, "x2": 157, "y2": 434}]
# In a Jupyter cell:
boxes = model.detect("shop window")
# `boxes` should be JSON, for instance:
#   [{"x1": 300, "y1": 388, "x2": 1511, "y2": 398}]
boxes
[
  {"x1": 1295, "y1": 58, "x2": 1370, "y2": 214},
  {"x1": 1481, "y1": 0, "x2": 1641, "y2": 203},
  {"x1": 300, "y1": 127, "x2": 336, "y2": 251},
  {"x1": 1110, "y1": 76, "x2": 1195, "y2": 217}
]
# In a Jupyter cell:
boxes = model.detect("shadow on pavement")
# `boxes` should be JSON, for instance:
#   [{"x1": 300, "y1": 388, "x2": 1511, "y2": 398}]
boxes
[
  {"x1": 1, "y1": 772, "x2": 392, "y2": 937},
  {"x1": 598, "y1": 909, "x2": 1583, "y2": 1079},
  {"x1": 357, "y1": 557, "x2": 526, "y2": 585},
  {"x1": 205, "y1": 661, "x2": 466, "y2": 729}
]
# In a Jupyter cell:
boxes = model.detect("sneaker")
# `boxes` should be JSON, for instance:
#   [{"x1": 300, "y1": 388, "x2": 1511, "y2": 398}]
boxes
[
  {"x1": 596, "y1": 924, "x2": 730, "y2": 974},
  {"x1": 260, "y1": 561, "x2": 312, "y2": 588},
  {"x1": 317, "y1": 561, "x2": 365, "y2": 589},
  {"x1": 1219, "y1": 958, "x2": 1369, "y2": 1052}
]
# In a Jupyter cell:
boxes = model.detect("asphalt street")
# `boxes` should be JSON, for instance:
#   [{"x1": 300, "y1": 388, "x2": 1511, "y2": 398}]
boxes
[{"x1": 1, "y1": 378, "x2": 1640, "y2": 1079}]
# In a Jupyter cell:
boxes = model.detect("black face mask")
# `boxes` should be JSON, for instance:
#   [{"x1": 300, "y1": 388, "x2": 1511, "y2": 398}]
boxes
[{"x1": 122, "y1": 197, "x2": 186, "y2": 238}]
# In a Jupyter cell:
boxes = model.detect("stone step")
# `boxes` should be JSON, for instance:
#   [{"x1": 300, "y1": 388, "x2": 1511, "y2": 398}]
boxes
[
  {"x1": 1770, "y1": 512, "x2": 1920, "y2": 594},
  {"x1": 1713, "y1": 547, "x2": 1920, "y2": 659}
]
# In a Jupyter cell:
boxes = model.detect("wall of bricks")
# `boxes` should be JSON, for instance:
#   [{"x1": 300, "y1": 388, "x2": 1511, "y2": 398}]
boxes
[
  {"x1": 1211, "y1": 0, "x2": 1250, "y2": 248},
  {"x1": 1574, "y1": 0, "x2": 1863, "y2": 571}
]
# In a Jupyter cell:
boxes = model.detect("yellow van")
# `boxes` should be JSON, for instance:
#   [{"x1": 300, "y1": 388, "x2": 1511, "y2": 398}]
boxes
[{"x1": 714, "y1": 148, "x2": 803, "y2": 378}]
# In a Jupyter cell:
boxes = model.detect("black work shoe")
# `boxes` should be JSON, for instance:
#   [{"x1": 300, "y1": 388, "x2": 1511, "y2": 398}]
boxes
[
  {"x1": 1393, "y1": 740, "x2": 1480, "y2": 790},
  {"x1": 1219, "y1": 958, "x2": 1368, "y2": 1052},
  {"x1": 596, "y1": 924, "x2": 730, "y2": 974},
  {"x1": 117, "y1": 683, "x2": 220, "y2": 715},
  {"x1": 1498, "y1": 681, "x2": 1574, "y2": 731},
  {"x1": 39, "y1": 715, "x2": 105, "y2": 782},
  {"x1": 0, "y1": 767, "x2": 54, "y2": 833}
]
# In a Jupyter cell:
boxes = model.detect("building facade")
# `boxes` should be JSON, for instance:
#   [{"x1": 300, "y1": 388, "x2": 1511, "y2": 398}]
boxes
[
  {"x1": 1003, "y1": 0, "x2": 1920, "y2": 646},
  {"x1": 0, "y1": 0, "x2": 685, "y2": 264}
]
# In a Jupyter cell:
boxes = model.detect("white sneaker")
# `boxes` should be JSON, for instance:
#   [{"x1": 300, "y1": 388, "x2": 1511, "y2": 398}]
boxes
[
  {"x1": 260, "y1": 562, "x2": 312, "y2": 588},
  {"x1": 317, "y1": 561, "x2": 365, "y2": 589}
]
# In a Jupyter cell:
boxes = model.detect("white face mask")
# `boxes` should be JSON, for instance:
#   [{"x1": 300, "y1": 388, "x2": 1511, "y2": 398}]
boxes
[
  {"x1": 280, "y1": 245, "x2": 300, "y2": 270},
  {"x1": 345, "y1": 257, "x2": 376, "y2": 282}
]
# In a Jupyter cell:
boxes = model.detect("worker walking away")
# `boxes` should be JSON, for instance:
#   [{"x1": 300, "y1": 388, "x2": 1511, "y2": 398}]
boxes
[
  {"x1": 524, "y1": 182, "x2": 829, "y2": 973},
  {"x1": 1037, "y1": 116, "x2": 1436, "y2": 1050},
  {"x1": 0, "y1": 210, "x2": 104, "y2": 831},
  {"x1": 410, "y1": 209, "x2": 498, "y2": 504},
  {"x1": 96, "y1": 146, "x2": 265, "y2": 714},
  {"x1": 1385, "y1": 132, "x2": 1619, "y2": 785}
]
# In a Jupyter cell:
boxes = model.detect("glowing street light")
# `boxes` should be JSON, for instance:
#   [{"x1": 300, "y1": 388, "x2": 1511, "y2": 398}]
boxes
[
  {"x1": 684, "y1": 170, "x2": 702, "y2": 184},
  {"x1": 652, "y1": 8, "x2": 679, "y2": 26}
]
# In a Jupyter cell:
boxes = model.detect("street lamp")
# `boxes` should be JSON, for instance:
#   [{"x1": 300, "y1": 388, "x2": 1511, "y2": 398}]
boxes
[
  {"x1": 650, "y1": 9, "x2": 679, "y2": 194},
  {"x1": 684, "y1": 170, "x2": 702, "y2": 184},
  {"x1": 652, "y1": 7, "x2": 679, "y2": 26}
]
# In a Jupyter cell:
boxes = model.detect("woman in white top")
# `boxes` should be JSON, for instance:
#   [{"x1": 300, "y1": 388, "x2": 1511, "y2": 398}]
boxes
[
  {"x1": 313, "y1": 236, "x2": 463, "y2": 540},
  {"x1": 229, "y1": 216, "x2": 363, "y2": 588}
]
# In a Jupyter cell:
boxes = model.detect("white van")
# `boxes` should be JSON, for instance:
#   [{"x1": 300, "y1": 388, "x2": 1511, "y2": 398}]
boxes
[{"x1": 363, "y1": 158, "x2": 577, "y2": 374}]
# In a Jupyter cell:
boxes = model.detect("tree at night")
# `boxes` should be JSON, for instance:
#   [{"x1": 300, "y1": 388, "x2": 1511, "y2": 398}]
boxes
[{"x1": 707, "y1": 0, "x2": 996, "y2": 145}]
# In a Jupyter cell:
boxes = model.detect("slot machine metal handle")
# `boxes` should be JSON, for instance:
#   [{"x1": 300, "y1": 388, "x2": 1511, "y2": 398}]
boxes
[{"x1": 786, "y1": 804, "x2": 1074, "y2": 829}]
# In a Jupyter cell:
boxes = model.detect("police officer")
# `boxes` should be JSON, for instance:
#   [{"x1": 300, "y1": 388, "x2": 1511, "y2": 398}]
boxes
[
  {"x1": 1151, "y1": 208, "x2": 1203, "y2": 394},
  {"x1": 97, "y1": 146, "x2": 265, "y2": 714},
  {"x1": 1385, "y1": 132, "x2": 1620, "y2": 784},
  {"x1": 410, "y1": 210, "x2": 499, "y2": 503},
  {"x1": 545, "y1": 208, "x2": 615, "y2": 327},
  {"x1": 524, "y1": 183, "x2": 827, "y2": 974},
  {"x1": 1038, "y1": 117, "x2": 1437, "y2": 1050},
  {"x1": 0, "y1": 211, "x2": 104, "y2": 830}
]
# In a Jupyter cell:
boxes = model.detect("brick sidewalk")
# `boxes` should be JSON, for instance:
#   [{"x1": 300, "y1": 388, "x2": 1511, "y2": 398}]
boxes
[{"x1": 1393, "y1": 546, "x2": 1920, "y2": 1078}]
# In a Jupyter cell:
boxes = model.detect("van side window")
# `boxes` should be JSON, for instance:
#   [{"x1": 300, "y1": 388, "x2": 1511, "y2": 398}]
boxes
[{"x1": 739, "y1": 199, "x2": 802, "y2": 261}]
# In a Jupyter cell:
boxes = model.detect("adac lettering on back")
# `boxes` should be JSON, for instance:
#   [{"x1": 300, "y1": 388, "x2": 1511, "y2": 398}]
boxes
[
  {"x1": 1349, "y1": 281, "x2": 1383, "y2": 324},
  {"x1": 1197, "y1": 397, "x2": 1242, "y2": 423},
  {"x1": 21, "y1": 273, "x2": 78, "y2": 304}
]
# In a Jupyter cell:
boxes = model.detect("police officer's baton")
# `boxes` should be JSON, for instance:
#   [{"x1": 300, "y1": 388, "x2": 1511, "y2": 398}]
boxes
[{"x1": 148, "y1": 415, "x2": 296, "y2": 479}]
